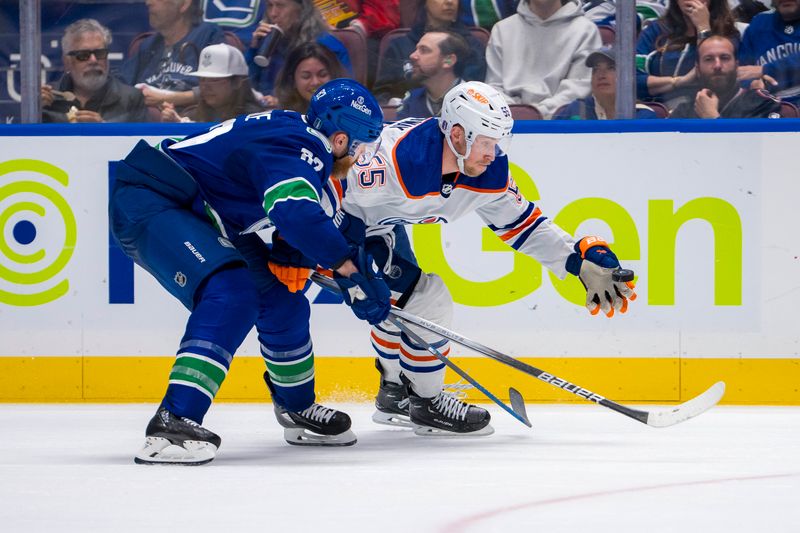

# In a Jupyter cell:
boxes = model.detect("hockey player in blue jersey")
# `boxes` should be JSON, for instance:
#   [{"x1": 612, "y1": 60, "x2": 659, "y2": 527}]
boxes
[
  {"x1": 272, "y1": 81, "x2": 637, "y2": 436},
  {"x1": 109, "y1": 79, "x2": 390, "y2": 465}
]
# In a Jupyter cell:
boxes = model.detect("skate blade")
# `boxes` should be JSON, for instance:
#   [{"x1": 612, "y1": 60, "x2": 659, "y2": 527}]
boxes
[
  {"x1": 371, "y1": 410, "x2": 414, "y2": 428},
  {"x1": 283, "y1": 428, "x2": 357, "y2": 447},
  {"x1": 412, "y1": 423, "x2": 495, "y2": 437},
  {"x1": 134, "y1": 436, "x2": 217, "y2": 465}
]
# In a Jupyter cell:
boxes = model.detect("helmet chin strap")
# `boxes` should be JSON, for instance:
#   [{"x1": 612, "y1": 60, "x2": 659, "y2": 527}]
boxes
[{"x1": 444, "y1": 133, "x2": 472, "y2": 174}]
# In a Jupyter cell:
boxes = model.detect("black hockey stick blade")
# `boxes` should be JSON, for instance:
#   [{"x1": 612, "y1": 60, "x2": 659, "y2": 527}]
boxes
[
  {"x1": 508, "y1": 387, "x2": 531, "y2": 427},
  {"x1": 309, "y1": 272, "x2": 533, "y2": 428}
]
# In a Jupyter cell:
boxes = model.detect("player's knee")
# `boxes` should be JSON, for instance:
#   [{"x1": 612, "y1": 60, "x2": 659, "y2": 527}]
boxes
[
  {"x1": 406, "y1": 273, "x2": 454, "y2": 328},
  {"x1": 198, "y1": 266, "x2": 260, "y2": 325}
]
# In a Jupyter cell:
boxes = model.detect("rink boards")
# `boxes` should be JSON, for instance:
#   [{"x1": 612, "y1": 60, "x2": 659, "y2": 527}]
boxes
[{"x1": 1, "y1": 120, "x2": 798, "y2": 404}]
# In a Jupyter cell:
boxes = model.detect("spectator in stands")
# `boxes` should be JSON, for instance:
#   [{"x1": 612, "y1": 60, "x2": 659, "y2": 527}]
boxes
[
  {"x1": 553, "y1": 46, "x2": 658, "y2": 119},
  {"x1": 373, "y1": 0, "x2": 487, "y2": 103},
  {"x1": 346, "y1": 0, "x2": 401, "y2": 39},
  {"x1": 396, "y1": 30, "x2": 469, "y2": 119},
  {"x1": 273, "y1": 42, "x2": 347, "y2": 112},
  {"x1": 635, "y1": 0, "x2": 738, "y2": 111},
  {"x1": 737, "y1": 0, "x2": 800, "y2": 105},
  {"x1": 42, "y1": 19, "x2": 147, "y2": 123},
  {"x1": 585, "y1": 1, "x2": 667, "y2": 27},
  {"x1": 458, "y1": 0, "x2": 518, "y2": 31},
  {"x1": 247, "y1": 0, "x2": 352, "y2": 106},
  {"x1": 670, "y1": 35, "x2": 781, "y2": 119},
  {"x1": 160, "y1": 43, "x2": 262, "y2": 122},
  {"x1": 485, "y1": 0, "x2": 601, "y2": 119},
  {"x1": 120, "y1": 0, "x2": 225, "y2": 110}
]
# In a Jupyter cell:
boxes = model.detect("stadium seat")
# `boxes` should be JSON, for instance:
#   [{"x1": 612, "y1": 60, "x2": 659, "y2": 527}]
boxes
[
  {"x1": 779, "y1": 101, "x2": 799, "y2": 118},
  {"x1": 381, "y1": 105, "x2": 399, "y2": 122},
  {"x1": 645, "y1": 101, "x2": 669, "y2": 118},
  {"x1": 331, "y1": 27, "x2": 368, "y2": 85},
  {"x1": 468, "y1": 26, "x2": 491, "y2": 48},
  {"x1": 508, "y1": 104, "x2": 543, "y2": 120},
  {"x1": 598, "y1": 25, "x2": 615, "y2": 46},
  {"x1": 399, "y1": 0, "x2": 419, "y2": 27}
]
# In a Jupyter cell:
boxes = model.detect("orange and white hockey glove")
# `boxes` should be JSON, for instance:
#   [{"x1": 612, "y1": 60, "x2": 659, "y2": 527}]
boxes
[{"x1": 565, "y1": 236, "x2": 637, "y2": 318}]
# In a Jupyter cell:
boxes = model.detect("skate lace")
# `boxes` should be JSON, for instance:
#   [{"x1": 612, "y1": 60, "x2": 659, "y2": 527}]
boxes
[
  {"x1": 180, "y1": 416, "x2": 200, "y2": 428},
  {"x1": 432, "y1": 392, "x2": 470, "y2": 421},
  {"x1": 443, "y1": 380, "x2": 473, "y2": 400},
  {"x1": 300, "y1": 403, "x2": 335, "y2": 424}
]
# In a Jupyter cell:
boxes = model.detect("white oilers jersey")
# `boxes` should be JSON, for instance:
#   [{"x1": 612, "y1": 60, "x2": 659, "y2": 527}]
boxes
[{"x1": 326, "y1": 117, "x2": 577, "y2": 278}]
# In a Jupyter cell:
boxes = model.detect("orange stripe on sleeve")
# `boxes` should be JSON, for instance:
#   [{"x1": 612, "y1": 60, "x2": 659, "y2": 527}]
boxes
[{"x1": 499, "y1": 207, "x2": 542, "y2": 242}]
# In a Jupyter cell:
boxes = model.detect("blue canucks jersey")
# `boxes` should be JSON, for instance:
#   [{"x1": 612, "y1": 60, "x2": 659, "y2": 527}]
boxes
[{"x1": 163, "y1": 110, "x2": 350, "y2": 268}]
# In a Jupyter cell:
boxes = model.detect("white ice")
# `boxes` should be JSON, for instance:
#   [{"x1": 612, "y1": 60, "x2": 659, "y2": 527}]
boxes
[{"x1": 0, "y1": 403, "x2": 798, "y2": 532}]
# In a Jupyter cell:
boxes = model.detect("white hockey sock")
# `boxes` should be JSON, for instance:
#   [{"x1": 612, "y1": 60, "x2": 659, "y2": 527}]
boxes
[{"x1": 371, "y1": 326, "x2": 403, "y2": 384}]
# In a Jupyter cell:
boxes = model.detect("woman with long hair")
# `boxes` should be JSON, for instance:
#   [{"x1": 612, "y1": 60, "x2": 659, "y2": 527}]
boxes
[
  {"x1": 636, "y1": 0, "x2": 738, "y2": 109},
  {"x1": 274, "y1": 42, "x2": 347, "y2": 112},
  {"x1": 161, "y1": 43, "x2": 262, "y2": 122},
  {"x1": 247, "y1": 0, "x2": 352, "y2": 104}
]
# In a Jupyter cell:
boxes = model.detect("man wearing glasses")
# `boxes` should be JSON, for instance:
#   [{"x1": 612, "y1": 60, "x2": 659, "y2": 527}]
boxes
[{"x1": 41, "y1": 19, "x2": 147, "y2": 123}]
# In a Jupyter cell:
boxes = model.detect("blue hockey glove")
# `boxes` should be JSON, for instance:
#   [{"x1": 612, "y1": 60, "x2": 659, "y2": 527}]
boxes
[
  {"x1": 268, "y1": 232, "x2": 317, "y2": 293},
  {"x1": 565, "y1": 236, "x2": 637, "y2": 318},
  {"x1": 334, "y1": 247, "x2": 391, "y2": 325}
]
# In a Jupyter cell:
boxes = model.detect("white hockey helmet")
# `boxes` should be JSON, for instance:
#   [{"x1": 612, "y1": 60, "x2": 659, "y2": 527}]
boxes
[{"x1": 438, "y1": 81, "x2": 514, "y2": 173}]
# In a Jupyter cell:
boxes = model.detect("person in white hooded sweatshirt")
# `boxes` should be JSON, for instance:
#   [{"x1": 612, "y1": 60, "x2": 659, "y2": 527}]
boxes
[{"x1": 485, "y1": 0, "x2": 601, "y2": 118}]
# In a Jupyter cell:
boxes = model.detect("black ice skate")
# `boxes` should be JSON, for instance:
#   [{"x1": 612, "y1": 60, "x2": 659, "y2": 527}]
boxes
[
  {"x1": 264, "y1": 371, "x2": 356, "y2": 446},
  {"x1": 372, "y1": 359, "x2": 412, "y2": 428},
  {"x1": 273, "y1": 403, "x2": 357, "y2": 446},
  {"x1": 408, "y1": 389, "x2": 494, "y2": 437},
  {"x1": 134, "y1": 407, "x2": 221, "y2": 465}
]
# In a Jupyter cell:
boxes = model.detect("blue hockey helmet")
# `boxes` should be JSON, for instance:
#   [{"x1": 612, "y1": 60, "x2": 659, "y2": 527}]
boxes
[{"x1": 307, "y1": 79, "x2": 384, "y2": 160}]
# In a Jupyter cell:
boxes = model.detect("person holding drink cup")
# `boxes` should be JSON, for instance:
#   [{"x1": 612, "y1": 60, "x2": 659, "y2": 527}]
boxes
[{"x1": 246, "y1": 0, "x2": 353, "y2": 107}]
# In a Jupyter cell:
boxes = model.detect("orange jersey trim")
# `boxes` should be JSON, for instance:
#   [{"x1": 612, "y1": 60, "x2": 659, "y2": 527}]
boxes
[{"x1": 499, "y1": 207, "x2": 542, "y2": 242}]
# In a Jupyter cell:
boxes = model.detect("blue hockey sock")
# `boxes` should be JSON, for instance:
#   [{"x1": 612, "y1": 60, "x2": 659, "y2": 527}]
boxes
[{"x1": 162, "y1": 267, "x2": 258, "y2": 423}]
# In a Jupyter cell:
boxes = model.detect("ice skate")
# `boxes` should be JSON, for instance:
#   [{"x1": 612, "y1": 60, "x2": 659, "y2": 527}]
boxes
[
  {"x1": 409, "y1": 389, "x2": 494, "y2": 437},
  {"x1": 372, "y1": 359, "x2": 412, "y2": 428},
  {"x1": 274, "y1": 403, "x2": 357, "y2": 446},
  {"x1": 134, "y1": 407, "x2": 221, "y2": 465}
]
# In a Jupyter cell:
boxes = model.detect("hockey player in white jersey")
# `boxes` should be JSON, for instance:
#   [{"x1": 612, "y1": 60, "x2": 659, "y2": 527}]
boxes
[{"x1": 273, "y1": 81, "x2": 637, "y2": 436}]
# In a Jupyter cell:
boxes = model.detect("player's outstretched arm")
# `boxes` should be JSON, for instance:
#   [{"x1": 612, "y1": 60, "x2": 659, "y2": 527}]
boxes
[{"x1": 565, "y1": 236, "x2": 637, "y2": 318}]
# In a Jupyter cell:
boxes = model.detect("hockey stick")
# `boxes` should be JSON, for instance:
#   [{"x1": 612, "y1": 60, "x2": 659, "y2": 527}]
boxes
[
  {"x1": 388, "y1": 307, "x2": 725, "y2": 428},
  {"x1": 385, "y1": 315, "x2": 532, "y2": 427},
  {"x1": 310, "y1": 272, "x2": 532, "y2": 427}
]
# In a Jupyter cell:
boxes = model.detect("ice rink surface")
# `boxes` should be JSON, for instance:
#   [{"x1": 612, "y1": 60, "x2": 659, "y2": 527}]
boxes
[{"x1": 1, "y1": 403, "x2": 798, "y2": 532}]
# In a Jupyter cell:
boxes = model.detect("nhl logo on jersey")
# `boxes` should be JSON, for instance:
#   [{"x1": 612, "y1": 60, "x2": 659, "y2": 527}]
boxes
[
  {"x1": 440, "y1": 182, "x2": 454, "y2": 198},
  {"x1": 174, "y1": 272, "x2": 187, "y2": 287}
]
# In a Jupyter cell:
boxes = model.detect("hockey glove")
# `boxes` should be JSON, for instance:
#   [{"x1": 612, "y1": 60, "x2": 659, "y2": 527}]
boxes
[
  {"x1": 268, "y1": 233, "x2": 317, "y2": 293},
  {"x1": 334, "y1": 247, "x2": 391, "y2": 325},
  {"x1": 565, "y1": 236, "x2": 637, "y2": 318}
]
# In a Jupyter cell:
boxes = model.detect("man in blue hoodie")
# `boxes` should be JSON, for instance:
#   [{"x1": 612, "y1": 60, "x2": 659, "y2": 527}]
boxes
[{"x1": 738, "y1": 0, "x2": 800, "y2": 104}]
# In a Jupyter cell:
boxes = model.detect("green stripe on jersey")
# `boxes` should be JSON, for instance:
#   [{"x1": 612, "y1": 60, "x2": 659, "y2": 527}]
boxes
[
  {"x1": 266, "y1": 354, "x2": 315, "y2": 387},
  {"x1": 263, "y1": 178, "x2": 319, "y2": 217},
  {"x1": 169, "y1": 354, "x2": 228, "y2": 397}
]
